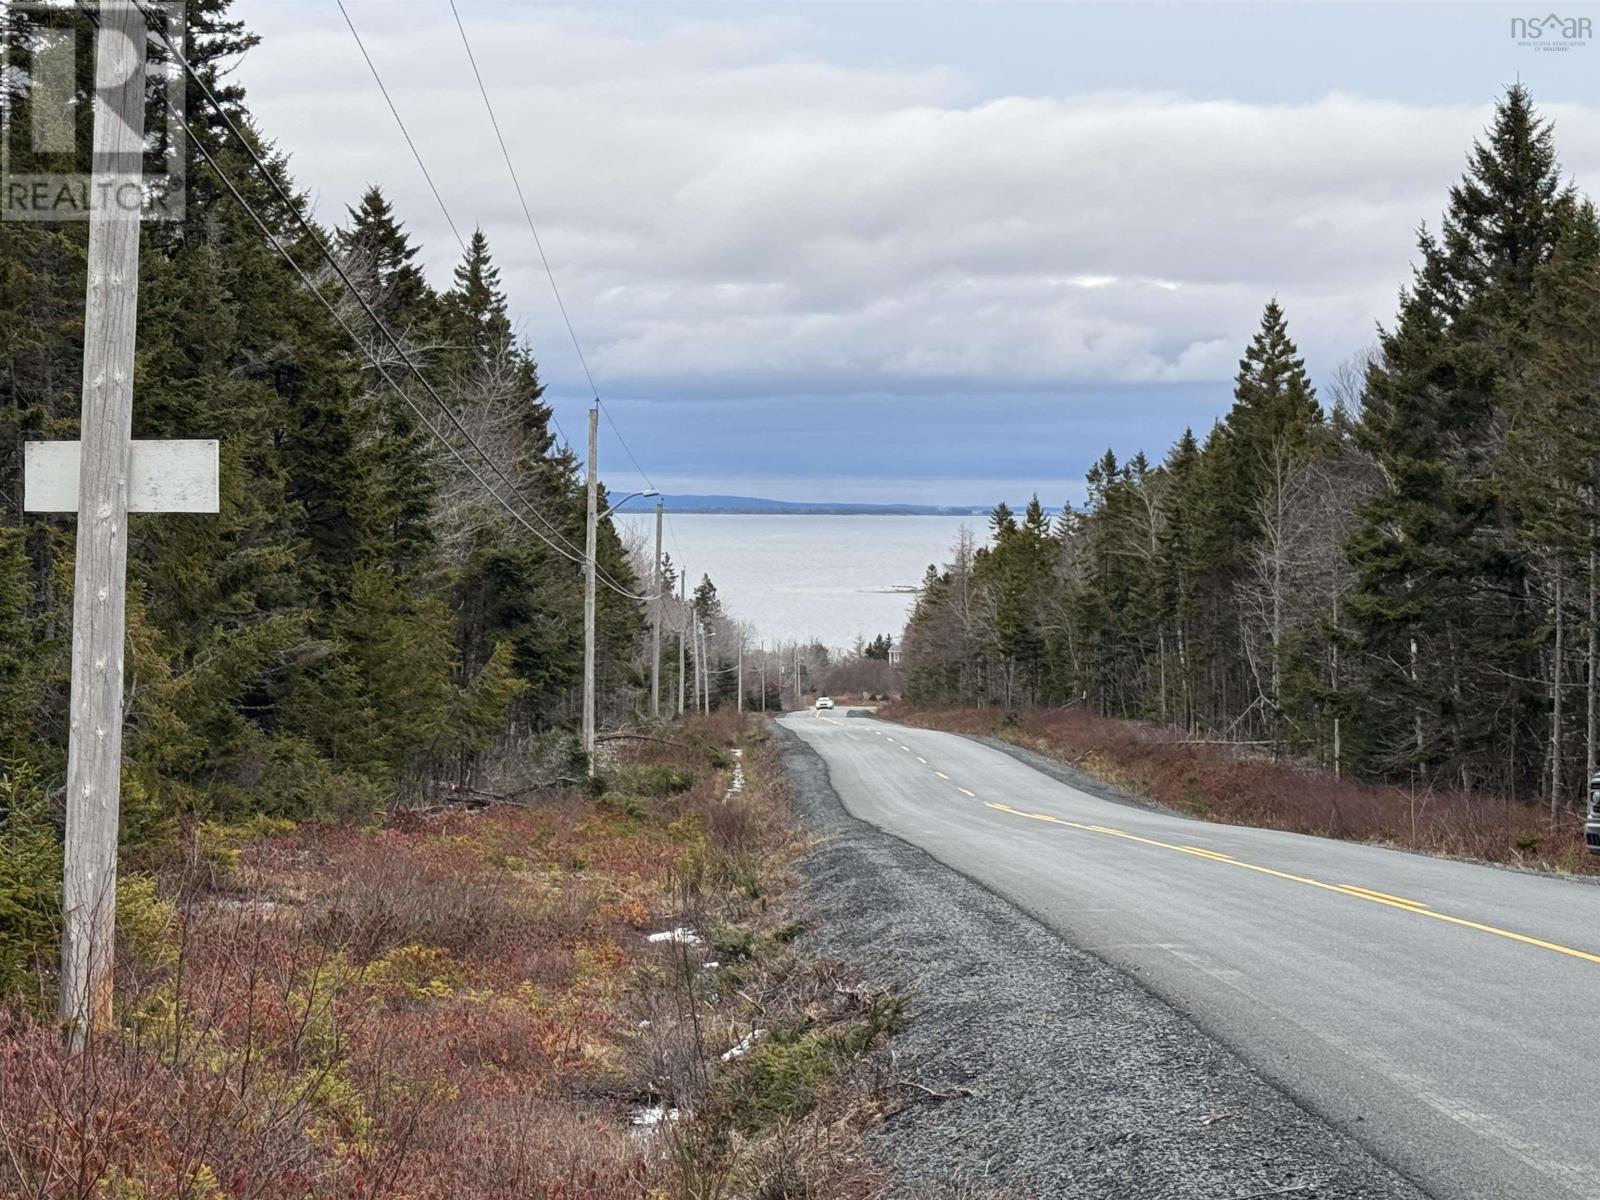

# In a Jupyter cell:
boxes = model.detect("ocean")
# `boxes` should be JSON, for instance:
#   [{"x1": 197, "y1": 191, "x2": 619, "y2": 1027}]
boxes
[{"x1": 615, "y1": 513, "x2": 986, "y2": 650}]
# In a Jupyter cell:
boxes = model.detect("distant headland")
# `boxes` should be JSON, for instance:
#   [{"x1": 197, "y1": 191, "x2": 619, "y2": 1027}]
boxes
[{"x1": 610, "y1": 493, "x2": 998, "y2": 516}]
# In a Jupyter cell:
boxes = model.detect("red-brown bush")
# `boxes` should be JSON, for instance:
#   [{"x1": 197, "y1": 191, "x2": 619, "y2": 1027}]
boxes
[{"x1": 890, "y1": 703, "x2": 1596, "y2": 874}]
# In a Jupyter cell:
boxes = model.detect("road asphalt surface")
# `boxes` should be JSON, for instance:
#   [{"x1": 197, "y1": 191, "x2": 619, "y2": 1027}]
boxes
[{"x1": 779, "y1": 709, "x2": 1600, "y2": 1200}]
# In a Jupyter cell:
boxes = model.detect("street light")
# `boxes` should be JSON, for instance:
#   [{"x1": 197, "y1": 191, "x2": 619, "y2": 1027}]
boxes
[{"x1": 599, "y1": 488, "x2": 658, "y2": 522}]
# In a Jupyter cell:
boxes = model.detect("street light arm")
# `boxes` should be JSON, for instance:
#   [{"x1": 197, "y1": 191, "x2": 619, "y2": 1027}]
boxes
[{"x1": 597, "y1": 488, "x2": 659, "y2": 522}]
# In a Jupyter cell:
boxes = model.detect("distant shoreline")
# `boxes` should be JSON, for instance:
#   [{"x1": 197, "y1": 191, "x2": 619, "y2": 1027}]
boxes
[
  {"x1": 612, "y1": 494, "x2": 1030, "y2": 517},
  {"x1": 628, "y1": 508, "x2": 992, "y2": 516}
]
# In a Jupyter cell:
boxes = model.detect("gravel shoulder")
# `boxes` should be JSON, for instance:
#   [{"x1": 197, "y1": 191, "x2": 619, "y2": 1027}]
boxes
[{"x1": 779, "y1": 723, "x2": 1431, "y2": 1200}]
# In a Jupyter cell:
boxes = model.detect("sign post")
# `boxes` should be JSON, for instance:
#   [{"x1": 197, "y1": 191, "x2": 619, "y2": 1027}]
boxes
[{"x1": 23, "y1": 1, "x2": 218, "y2": 1050}]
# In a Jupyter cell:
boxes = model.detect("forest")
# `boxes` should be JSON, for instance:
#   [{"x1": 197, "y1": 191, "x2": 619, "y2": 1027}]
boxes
[
  {"x1": 903, "y1": 86, "x2": 1600, "y2": 817},
  {"x1": 0, "y1": 0, "x2": 713, "y2": 963}
]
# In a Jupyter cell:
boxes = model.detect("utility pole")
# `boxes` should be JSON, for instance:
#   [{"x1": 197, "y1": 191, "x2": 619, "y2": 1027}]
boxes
[
  {"x1": 695, "y1": 621, "x2": 705, "y2": 714},
  {"x1": 677, "y1": 573, "x2": 686, "y2": 717},
  {"x1": 27, "y1": 3, "x2": 220, "y2": 1050},
  {"x1": 700, "y1": 622, "x2": 711, "y2": 715},
  {"x1": 582, "y1": 406, "x2": 598, "y2": 772},
  {"x1": 650, "y1": 501, "x2": 663, "y2": 718}
]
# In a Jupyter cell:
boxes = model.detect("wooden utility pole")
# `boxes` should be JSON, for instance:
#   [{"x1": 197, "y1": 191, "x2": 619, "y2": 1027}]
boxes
[
  {"x1": 30, "y1": 3, "x2": 219, "y2": 1050},
  {"x1": 695, "y1": 620, "x2": 706, "y2": 714},
  {"x1": 60, "y1": 0, "x2": 146, "y2": 1051},
  {"x1": 677, "y1": 573, "x2": 686, "y2": 717},
  {"x1": 700, "y1": 621, "x2": 711, "y2": 715},
  {"x1": 650, "y1": 501, "x2": 662, "y2": 718},
  {"x1": 582, "y1": 405, "x2": 598, "y2": 771}
]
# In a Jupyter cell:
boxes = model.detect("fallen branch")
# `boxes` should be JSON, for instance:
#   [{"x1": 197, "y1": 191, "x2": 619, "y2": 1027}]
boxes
[{"x1": 596, "y1": 732, "x2": 690, "y2": 748}]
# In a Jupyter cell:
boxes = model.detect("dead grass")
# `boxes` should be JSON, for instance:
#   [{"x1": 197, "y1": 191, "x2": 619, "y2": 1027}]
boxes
[
  {"x1": 0, "y1": 711, "x2": 902, "y2": 1199},
  {"x1": 887, "y1": 703, "x2": 1598, "y2": 875}
]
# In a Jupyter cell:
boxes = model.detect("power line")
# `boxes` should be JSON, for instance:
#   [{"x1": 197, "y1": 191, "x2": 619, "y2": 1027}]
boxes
[
  {"x1": 448, "y1": 0, "x2": 599, "y2": 402},
  {"x1": 335, "y1": 0, "x2": 571, "y2": 455},
  {"x1": 334, "y1": 0, "x2": 465, "y2": 255},
  {"x1": 109, "y1": 0, "x2": 653, "y2": 602},
  {"x1": 445, "y1": 1, "x2": 682, "y2": 561},
  {"x1": 332, "y1": 0, "x2": 584, "y2": 556}
]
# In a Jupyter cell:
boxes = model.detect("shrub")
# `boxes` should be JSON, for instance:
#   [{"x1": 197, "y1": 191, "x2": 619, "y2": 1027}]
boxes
[
  {"x1": 609, "y1": 763, "x2": 694, "y2": 798},
  {"x1": 0, "y1": 762, "x2": 61, "y2": 1002},
  {"x1": 597, "y1": 792, "x2": 648, "y2": 820},
  {"x1": 302, "y1": 835, "x2": 540, "y2": 961},
  {"x1": 116, "y1": 874, "x2": 178, "y2": 972},
  {"x1": 192, "y1": 814, "x2": 297, "y2": 887},
  {"x1": 709, "y1": 924, "x2": 755, "y2": 962}
]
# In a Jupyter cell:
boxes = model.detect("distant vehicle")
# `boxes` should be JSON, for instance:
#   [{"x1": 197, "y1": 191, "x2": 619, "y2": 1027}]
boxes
[
  {"x1": 815, "y1": 697, "x2": 835, "y2": 710},
  {"x1": 1589, "y1": 772, "x2": 1600, "y2": 856}
]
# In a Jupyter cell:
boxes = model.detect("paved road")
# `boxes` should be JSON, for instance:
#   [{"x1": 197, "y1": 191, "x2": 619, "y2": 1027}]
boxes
[{"x1": 780, "y1": 710, "x2": 1600, "y2": 1200}]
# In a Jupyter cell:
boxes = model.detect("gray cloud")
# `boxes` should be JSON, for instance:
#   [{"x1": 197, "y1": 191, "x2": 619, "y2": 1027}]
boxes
[{"x1": 237, "y1": 3, "x2": 1600, "y2": 402}]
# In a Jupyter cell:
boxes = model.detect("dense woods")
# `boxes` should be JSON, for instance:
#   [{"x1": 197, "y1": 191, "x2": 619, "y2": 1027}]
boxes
[
  {"x1": 0, "y1": 0, "x2": 658, "y2": 869},
  {"x1": 903, "y1": 87, "x2": 1600, "y2": 816}
]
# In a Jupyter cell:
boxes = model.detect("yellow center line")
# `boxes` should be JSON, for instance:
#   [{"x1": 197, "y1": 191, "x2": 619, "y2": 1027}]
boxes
[
  {"x1": 1181, "y1": 846, "x2": 1239, "y2": 863},
  {"x1": 1339, "y1": 884, "x2": 1428, "y2": 909},
  {"x1": 972, "y1": 807, "x2": 1600, "y2": 968},
  {"x1": 934, "y1": 771, "x2": 949, "y2": 780}
]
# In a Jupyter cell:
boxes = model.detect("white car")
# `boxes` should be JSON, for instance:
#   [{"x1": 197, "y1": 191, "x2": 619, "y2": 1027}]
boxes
[{"x1": 815, "y1": 697, "x2": 835, "y2": 710}]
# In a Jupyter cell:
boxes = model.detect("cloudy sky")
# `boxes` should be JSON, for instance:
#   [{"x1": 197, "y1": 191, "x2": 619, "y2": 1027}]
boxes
[{"x1": 232, "y1": 1, "x2": 1600, "y2": 504}]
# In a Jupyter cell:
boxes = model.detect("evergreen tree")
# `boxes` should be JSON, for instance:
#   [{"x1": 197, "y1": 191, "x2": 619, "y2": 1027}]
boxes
[
  {"x1": 339, "y1": 185, "x2": 433, "y2": 332},
  {"x1": 1348, "y1": 86, "x2": 1566, "y2": 791}
]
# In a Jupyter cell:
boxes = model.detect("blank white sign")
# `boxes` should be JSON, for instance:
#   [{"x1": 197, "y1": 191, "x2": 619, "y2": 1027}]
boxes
[{"x1": 24, "y1": 440, "x2": 220, "y2": 514}]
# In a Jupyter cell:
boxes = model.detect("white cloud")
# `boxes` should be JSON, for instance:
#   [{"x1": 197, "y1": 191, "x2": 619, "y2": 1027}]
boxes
[{"x1": 235, "y1": 2, "x2": 1600, "y2": 398}]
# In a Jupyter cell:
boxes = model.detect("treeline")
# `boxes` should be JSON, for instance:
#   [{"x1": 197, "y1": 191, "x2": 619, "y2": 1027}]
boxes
[
  {"x1": 0, "y1": 0, "x2": 649, "y2": 837},
  {"x1": 904, "y1": 87, "x2": 1600, "y2": 814}
]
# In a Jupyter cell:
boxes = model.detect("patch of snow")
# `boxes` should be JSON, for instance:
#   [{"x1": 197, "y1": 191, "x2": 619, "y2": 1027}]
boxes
[
  {"x1": 630, "y1": 1104, "x2": 680, "y2": 1128},
  {"x1": 647, "y1": 928, "x2": 702, "y2": 945},
  {"x1": 721, "y1": 1028, "x2": 767, "y2": 1062}
]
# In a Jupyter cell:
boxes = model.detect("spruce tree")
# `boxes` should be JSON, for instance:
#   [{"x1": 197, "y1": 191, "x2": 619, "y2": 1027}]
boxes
[
  {"x1": 339, "y1": 185, "x2": 433, "y2": 331},
  {"x1": 1348, "y1": 86, "x2": 1567, "y2": 791}
]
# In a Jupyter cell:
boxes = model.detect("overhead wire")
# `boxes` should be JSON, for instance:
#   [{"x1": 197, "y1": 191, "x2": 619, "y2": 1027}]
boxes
[
  {"x1": 332, "y1": 0, "x2": 582, "y2": 530},
  {"x1": 334, "y1": 0, "x2": 465, "y2": 255},
  {"x1": 103, "y1": 0, "x2": 654, "y2": 601},
  {"x1": 445, "y1": 0, "x2": 684, "y2": 564}
]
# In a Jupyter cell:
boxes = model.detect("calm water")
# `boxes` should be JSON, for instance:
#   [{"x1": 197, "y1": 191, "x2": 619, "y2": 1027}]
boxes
[{"x1": 617, "y1": 514, "x2": 985, "y2": 650}]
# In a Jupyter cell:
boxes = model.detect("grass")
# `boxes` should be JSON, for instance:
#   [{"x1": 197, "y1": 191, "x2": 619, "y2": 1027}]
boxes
[
  {"x1": 0, "y1": 711, "x2": 906, "y2": 1199},
  {"x1": 886, "y1": 703, "x2": 1599, "y2": 876}
]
